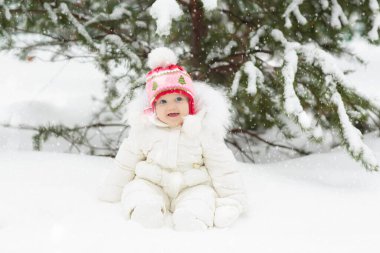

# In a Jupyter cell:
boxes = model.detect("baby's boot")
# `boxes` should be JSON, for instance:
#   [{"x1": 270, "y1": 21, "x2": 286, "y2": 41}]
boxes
[
  {"x1": 172, "y1": 208, "x2": 208, "y2": 231},
  {"x1": 130, "y1": 202, "x2": 165, "y2": 229}
]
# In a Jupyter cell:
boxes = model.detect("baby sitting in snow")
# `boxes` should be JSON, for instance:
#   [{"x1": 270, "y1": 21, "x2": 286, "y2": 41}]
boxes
[{"x1": 98, "y1": 47, "x2": 247, "y2": 230}]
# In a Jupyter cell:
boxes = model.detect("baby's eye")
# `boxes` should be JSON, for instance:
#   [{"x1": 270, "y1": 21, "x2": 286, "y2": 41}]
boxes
[
  {"x1": 176, "y1": 96, "x2": 184, "y2": 102},
  {"x1": 158, "y1": 99, "x2": 167, "y2": 104}
]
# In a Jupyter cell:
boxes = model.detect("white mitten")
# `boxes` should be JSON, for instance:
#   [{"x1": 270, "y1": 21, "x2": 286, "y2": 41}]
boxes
[
  {"x1": 161, "y1": 171, "x2": 185, "y2": 198},
  {"x1": 135, "y1": 161, "x2": 163, "y2": 184},
  {"x1": 183, "y1": 166, "x2": 210, "y2": 187},
  {"x1": 97, "y1": 184, "x2": 123, "y2": 202},
  {"x1": 214, "y1": 205, "x2": 240, "y2": 228}
]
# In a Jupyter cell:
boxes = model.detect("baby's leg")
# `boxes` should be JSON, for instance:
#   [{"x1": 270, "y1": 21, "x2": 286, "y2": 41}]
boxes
[
  {"x1": 121, "y1": 178, "x2": 169, "y2": 228},
  {"x1": 171, "y1": 185, "x2": 216, "y2": 231}
]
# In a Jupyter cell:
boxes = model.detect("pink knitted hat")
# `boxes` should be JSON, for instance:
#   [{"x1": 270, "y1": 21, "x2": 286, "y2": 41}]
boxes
[{"x1": 145, "y1": 47, "x2": 195, "y2": 115}]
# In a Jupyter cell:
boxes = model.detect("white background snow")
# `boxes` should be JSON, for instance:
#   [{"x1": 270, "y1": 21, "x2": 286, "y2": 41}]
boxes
[{"x1": 1, "y1": 38, "x2": 380, "y2": 252}]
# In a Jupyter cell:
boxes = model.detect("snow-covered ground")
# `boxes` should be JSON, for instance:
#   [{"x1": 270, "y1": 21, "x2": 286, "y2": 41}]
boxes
[
  {"x1": 0, "y1": 139, "x2": 380, "y2": 253},
  {"x1": 1, "y1": 39, "x2": 380, "y2": 252}
]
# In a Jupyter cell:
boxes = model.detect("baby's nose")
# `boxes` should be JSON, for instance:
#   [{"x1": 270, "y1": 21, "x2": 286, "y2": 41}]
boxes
[{"x1": 167, "y1": 101, "x2": 178, "y2": 109}]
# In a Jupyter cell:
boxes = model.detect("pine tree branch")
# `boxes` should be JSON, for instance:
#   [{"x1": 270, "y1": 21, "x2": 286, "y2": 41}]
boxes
[
  {"x1": 208, "y1": 49, "x2": 273, "y2": 66},
  {"x1": 1, "y1": 122, "x2": 127, "y2": 155},
  {"x1": 219, "y1": 8, "x2": 253, "y2": 24},
  {"x1": 229, "y1": 128, "x2": 311, "y2": 155},
  {"x1": 225, "y1": 138, "x2": 256, "y2": 163}
]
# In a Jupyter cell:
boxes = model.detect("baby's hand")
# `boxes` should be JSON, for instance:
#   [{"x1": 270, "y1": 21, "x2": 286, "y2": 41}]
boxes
[
  {"x1": 135, "y1": 161, "x2": 185, "y2": 198},
  {"x1": 183, "y1": 166, "x2": 210, "y2": 187},
  {"x1": 135, "y1": 161, "x2": 162, "y2": 184}
]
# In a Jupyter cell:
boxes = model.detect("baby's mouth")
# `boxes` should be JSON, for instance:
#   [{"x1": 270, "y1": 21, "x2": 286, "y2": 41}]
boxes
[{"x1": 167, "y1": 113, "x2": 180, "y2": 117}]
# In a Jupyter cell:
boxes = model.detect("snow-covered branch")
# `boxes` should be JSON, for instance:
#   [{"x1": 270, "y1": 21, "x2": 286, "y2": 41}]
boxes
[
  {"x1": 85, "y1": 3, "x2": 132, "y2": 26},
  {"x1": 299, "y1": 43, "x2": 351, "y2": 87},
  {"x1": 270, "y1": 27, "x2": 380, "y2": 171},
  {"x1": 249, "y1": 25, "x2": 267, "y2": 49},
  {"x1": 207, "y1": 41, "x2": 237, "y2": 64},
  {"x1": 231, "y1": 70, "x2": 242, "y2": 96},
  {"x1": 283, "y1": 0, "x2": 348, "y2": 30},
  {"x1": 271, "y1": 29, "x2": 311, "y2": 129},
  {"x1": 102, "y1": 35, "x2": 142, "y2": 68},
  {"x1": 332, "y1": 91, "x2": 379, "y2": 171},
  {"x1": 369, "y1": 0, "x2": 380, "y2": 41},
  {"x1": 330, "y1": 0, "x2": 348, "y2": 29},
  {"x1": 243, "y1": 60, "x2": 264, "y2": 96},
  {"x1": 0, "y1": 0, "x2": 12, "y2": 20},
  {"x1": 60, "y1": 3, "x2": 93, "y2": 44},
  {"x1": 43, "y1": 3, "x2": 58, "y2": 24},
  {"x1": 230, "y1": 58, "x2": 264, "y2": 97},
  {"x1": 319, "y1": 0, "x2": 329, "y2": 10},
  {"x1": 283, "y1": 0, "x2": 307, "y2": 28}
]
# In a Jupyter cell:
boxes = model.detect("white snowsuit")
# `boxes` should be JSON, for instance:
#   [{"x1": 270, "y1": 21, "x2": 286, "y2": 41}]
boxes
[{"x1": 98, "y1": 82, "x2": 247, "y2": 230}]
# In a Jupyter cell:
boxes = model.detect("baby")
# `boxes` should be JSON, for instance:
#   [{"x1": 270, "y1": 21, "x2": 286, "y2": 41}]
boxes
[{"x1": 98, "y1": 47, "x2": 247, "y2": 230}]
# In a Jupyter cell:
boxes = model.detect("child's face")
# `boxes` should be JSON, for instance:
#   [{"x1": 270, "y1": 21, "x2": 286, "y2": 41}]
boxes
[{"x1": 155, "y1": 93, "x2": 190, "y2": 128}]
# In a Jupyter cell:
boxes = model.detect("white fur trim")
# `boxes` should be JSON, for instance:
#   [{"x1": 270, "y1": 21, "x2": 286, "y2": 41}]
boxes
[
  {"x1": 181, "y1": 110, "x2": 204, "y2": 138},
  {"x1": 124, "y1": 88, "x2": 150, "y2": 128},
  {"x1": 147, "y1": 47, "x2": 178, "y2": 69},
  {"x1": 193, "y1": 82, "x2": 232, "y2": 137}
]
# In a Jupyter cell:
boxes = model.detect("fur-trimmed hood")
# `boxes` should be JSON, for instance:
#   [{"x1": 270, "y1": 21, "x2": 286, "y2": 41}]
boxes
[{"x1": 125, "y1": 81, "x2": 233, "y2": 138}]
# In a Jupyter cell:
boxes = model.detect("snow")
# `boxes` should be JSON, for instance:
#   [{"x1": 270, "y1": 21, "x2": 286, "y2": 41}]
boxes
[
  {"x1": 223, "y1": 40, "x2": 237, "y2": 56},
  {"x1": 230, "y1": 60, "x2": 263, "y2": 97},
  {"x1": 149, "y1": 0, "x2": 183, "y2": 36},
  {"x1": 271, "y1": 28, "x2": 287, "y2": 44},
  {"x1": 243, "y1": 61, "x2": 258, "y2": 95},
  {"x1": 341, "y1": 38, "x2": 380, "y2": 104},
  {"x1": 369, "y1": 0, "x2": 380, "y2": 41},
  {"x1": 319, "y1": 0, "x2": 329, "y2": 10},
  {"x1": 108, "y1": 4, "x2": 132, "y2": 19},
  {"x1": 312, "y1": 124, "x2": 324, "y2": 140},
  {"x1": 85, "y1": 3, "x2": 132, "y2": 26},
  {"x1": 249, "y1": 25, "x2": 267, "y2": 49},
  {"x1": 230, "y1": 69, "x2": 241, "y2": 96},
  {"x1": 201, "y1": 0, "x2": 218, "y2": 11},
  {"x1": 1, "y1": 142, "x2": 380, "y2": 252}
]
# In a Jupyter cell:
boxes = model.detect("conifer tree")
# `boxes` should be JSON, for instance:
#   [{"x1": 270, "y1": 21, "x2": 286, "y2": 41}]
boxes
[{"x1": 1, "y1": 0, "x2": 380, "y2": 170}]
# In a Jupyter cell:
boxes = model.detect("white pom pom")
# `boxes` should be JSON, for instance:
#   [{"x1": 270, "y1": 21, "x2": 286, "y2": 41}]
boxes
[{"x1": 147, "y1": 47, "x2": 178, "y2": 69}]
